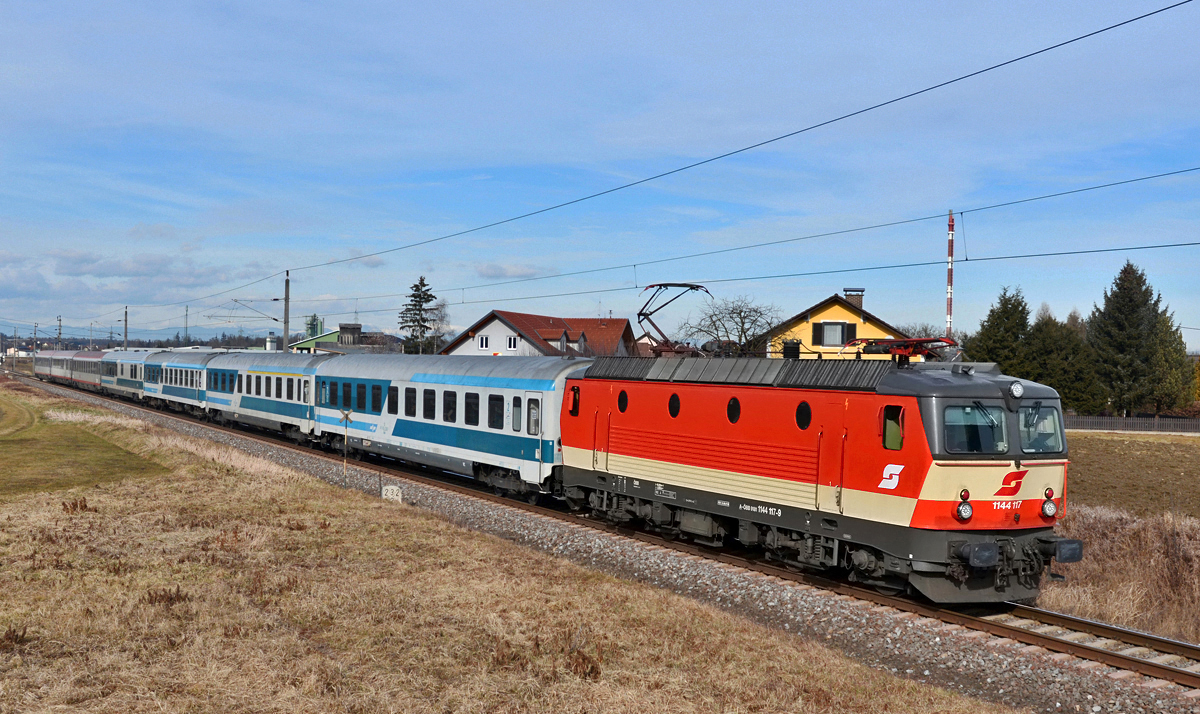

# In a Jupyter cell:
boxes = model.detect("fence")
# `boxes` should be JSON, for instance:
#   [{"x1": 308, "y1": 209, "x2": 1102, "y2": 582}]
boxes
[{"x1": 1065, "y1": 415, "x2": 1200, "y2": 434}]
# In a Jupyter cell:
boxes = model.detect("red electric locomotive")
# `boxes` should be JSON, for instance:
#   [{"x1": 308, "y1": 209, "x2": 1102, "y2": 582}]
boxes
[{"x1": 558, "y1": 347, "x2": 1082, "y2": 604}]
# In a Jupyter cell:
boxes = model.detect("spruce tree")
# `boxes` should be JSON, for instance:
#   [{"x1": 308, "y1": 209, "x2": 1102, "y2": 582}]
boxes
[
  {"x1": 1087, "y1": 262, "x2": 1160, "y2": 415},
  {"x1": 399, "y1": 276, "x2": 436, "y2": 354},
  {"x1": 1147, "y1": 310, "x2": 1193, "y2": 413},
  {"x1": 1024, "y1": 309, "x2": 1106, "y2": 415},
  {"x1": 963, "y1": 287, "x2": 1031, "y2": 375}
]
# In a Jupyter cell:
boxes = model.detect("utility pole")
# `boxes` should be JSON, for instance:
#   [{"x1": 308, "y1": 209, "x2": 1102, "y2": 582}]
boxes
[
  {"x1": 184, "y1": 305, "x2": 189, "y2": 346},
  {"x1": 282, "y1": 270, "x2": 290, "y2": 352},
  {"x1": 57, "y1": 315, "x2": 62, "y2": 350},
  {"x1": 34, "y1": 323, "x2": 38, "y2": 352},
  {"x1": 123, "y1": 306, "x2": 128, "y2": 351},
  {"x1": 945, "y1": 210, "x2": 955, "y2": 339},
  {"x1": 89, "y1": 324, "x2": 93, "y2": 350}
]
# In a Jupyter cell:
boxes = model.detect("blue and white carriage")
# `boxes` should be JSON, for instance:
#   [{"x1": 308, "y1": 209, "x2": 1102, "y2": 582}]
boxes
[
  {"x1": 144, "y1": 350, "x2": 223, "y2": 413},
  {"x1": 202, "y1": 352, "x2": 335, "y2": 438},
  {"x1": 100, "y1": 349, "x2": 161, "y2": 400},
  {"x1": 312, "y1": 355, "x2": 591, "y2": 496}
]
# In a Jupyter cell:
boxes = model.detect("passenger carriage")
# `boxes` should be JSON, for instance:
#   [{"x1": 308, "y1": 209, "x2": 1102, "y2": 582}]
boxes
[
  {"x1": 66, "y1": 351, "x2": 107, "y2": 391},
  {"x1": 33, "y1": 350, "x2": 83, "y2": 383},
  {"x1": 312, "y1": 355, "x2": 589, "y2": 497},
  {"x1": 100, "y1": 349, "x2": 160, "y2": 400},
  {"x1": 202, "y1": 352, "x2": 335, "y2": 439},
  {"x1": 144, "y1": 350, "x2": 223, "y2": 414}
]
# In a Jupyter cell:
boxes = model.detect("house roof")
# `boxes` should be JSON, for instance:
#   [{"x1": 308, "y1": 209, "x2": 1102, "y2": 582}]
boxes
[
  {"x1": 764, "y1": 294, "x2": 910, "y2": 341},
  {"x1": 289, "y1": 329, "x2": 339, "y2": 349},
  {"x1": 440, "y1": 310, "x2": 635, "y2": 356}
]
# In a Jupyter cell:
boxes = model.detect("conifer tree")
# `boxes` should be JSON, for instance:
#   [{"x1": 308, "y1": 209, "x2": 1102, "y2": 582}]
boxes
[
  {"x1": 399, "y1": 276, "x2": 436, "y2": 354},
  {"x1": 1147, "y1": 310, "x2": 1193, "y2": 413},
  {"x1": 1088, "y1": 262, "x2": 1160, "y2": 415},
  {"x1": 963, "y1": 287, "x2": 1031, "y2": 375},
  {"x1": 1023, "y1": 308, "x2": 1106, "y2": 415}
]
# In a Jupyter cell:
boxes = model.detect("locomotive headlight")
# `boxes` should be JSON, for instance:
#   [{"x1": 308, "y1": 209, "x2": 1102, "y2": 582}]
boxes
[
  {"x1": 1041, "y1": 499, "x2": 1058, "y2": 518},
  {"x1": 1009, "y1": 381, "x2": 1025, "y2": 399},
  {"x1": 955, "y1": 501, "x2": 974, "y2": 521}
]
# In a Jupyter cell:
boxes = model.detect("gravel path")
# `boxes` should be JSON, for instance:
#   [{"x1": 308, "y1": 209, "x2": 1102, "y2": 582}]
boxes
[{"x1": 24, "y1": 377, "x2": 1200, "y2": 713}]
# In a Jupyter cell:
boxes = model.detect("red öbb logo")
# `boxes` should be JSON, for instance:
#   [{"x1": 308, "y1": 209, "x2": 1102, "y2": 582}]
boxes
[{"x1": 994, "y1": 469, "x2": 1028, "y2": 497}]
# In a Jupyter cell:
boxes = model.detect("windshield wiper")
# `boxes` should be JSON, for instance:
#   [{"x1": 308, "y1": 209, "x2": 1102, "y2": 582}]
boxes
[
  {"x1": 973, "y1": 400, "x2": 999, "y2": 430},
  {"x1": 1025, "y1": 401, "x2": 1042, "y2": 429}
]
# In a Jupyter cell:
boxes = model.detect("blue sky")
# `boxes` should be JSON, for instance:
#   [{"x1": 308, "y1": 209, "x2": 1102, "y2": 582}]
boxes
[{"x1": 2, "y1": 1, "x2": 1198, "y2": 348}]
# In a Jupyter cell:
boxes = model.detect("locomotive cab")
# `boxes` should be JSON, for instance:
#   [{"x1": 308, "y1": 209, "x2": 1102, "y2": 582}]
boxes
[{"x1": 879, "y1": 362, "x2": 1083, "y2": 602}]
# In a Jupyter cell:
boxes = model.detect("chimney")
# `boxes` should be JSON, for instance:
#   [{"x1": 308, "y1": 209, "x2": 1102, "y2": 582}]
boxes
[
  {"x1": 843, "y1": 288, "x2": 865, "y2": 309},
  {"x1": 338, "y1": 323, "x2": 363, "y2": 346}
]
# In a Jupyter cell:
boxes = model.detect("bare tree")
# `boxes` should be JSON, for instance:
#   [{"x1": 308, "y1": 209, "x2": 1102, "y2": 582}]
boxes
[
  {"x1": 427, "y1": 298, "x2": 451, "y2": 352},
  {"x1": 676, "y1": 296, "x2": 782, "y2": 357}
]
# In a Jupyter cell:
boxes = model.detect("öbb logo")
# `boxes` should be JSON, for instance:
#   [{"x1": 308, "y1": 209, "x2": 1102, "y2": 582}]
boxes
[{"x1": 994, "y1": 469, "x2": 1028, "y2": 497}]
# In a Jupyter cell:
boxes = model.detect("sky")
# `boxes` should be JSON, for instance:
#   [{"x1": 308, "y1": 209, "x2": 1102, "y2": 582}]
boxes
[{"x1": 2, "y1": 1, "x2": 1198, "y2": 348}]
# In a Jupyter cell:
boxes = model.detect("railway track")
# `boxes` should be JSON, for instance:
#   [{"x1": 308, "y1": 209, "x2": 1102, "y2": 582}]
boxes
[{"x1": 11, "y1": 370, "x2": 1200, "y2": 693}]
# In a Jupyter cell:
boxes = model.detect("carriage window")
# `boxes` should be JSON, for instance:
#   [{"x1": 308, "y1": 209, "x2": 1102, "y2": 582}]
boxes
[
  {"x1": 371, "y1": 384, "x2": 382, "y2": 413},
  {"x1": 265, "y1": 375, "x2": 272, "y2": 398},
  {"x1": 944, "y1": 405, "x2": 1008, "y2": 454},
  {"x1": 356, "y1": 384, "x2": 366, "y2": 411},
  {"x1": 237, "y1": 374, "x2": 243, "y2": 393},
  {"x1": 329, "y1": 381, "x2": 338, "y2": 406},
  {"x1": 796, "y1": 401, "x2": 812, "y2": 430},
  {"x1": 617, "y1": 391, "x2": 628, "y2": 413},
  {"x1": 288, "y1": 378, "x2": 295, "y2": 401},
  {"x1": 443, "y1": 391, "x2": 457, "y2": 422},
  {"x1": 569, "y1": 386, "x2": 580, "y2": 416},
  {"x1": 423, "y1": 389, "x2": 436, "y2": 420},
  {"x1": 342, "y1": 382, "x2": 351, "y2": 409},
  {"x1": 487, "y1": 395, "x2": 504, "y2": 429},
  {"x1": 404, "y1": 388, "x2": 417, "y2": 417},
  {"x1": 221, "y1": 373, "x2": 226, "y2": 392},
  {"x1": 882, "y1": 405, "x2": 904, "y2": 450},
  {"x1": 256, "y1": 374, "x2": 263, "y2": 396},
  {"x1": 527, "y1": 399, "x2": 540, "y2": 436},
  {"x1": 465, "y1": 393, "x2": 480, "y2": 426},
  {"x1": 276, "y1": 377, "x2": 283, "y2": 400},
  {"x1": 727, "y1": 397, "x2": 741, "y2": 424},
  {"x1": 387, "y1": 386, "x2": 398, "y2": 415},
  {"x1": 512, "y1": 396, "x2": 522, "y2": 432},
  {"x1": 302, "y1": 380, "x2": 309, "y2": 404},
  {"x1": 668, "y1": 393, "x2": 681, "y2": 418}
]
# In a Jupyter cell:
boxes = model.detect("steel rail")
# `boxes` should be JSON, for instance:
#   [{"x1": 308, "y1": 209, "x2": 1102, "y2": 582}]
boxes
[{"x1": 9, "y1": 369, "x2": 1200, "y2": 691}]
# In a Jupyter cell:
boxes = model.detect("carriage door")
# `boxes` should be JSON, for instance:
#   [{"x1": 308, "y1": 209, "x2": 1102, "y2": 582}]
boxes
[
  {"x1": 591, "y1": 407, "x2": 611, "y2": 472},
  {"x1": 521, "y1": 391, "x2": 546, "y2": 483}
]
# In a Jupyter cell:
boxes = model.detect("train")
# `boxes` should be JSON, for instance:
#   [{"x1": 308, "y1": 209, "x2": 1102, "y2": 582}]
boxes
[{"x1": 31, "y1": 343, "x2": 1082, "y2": 604}]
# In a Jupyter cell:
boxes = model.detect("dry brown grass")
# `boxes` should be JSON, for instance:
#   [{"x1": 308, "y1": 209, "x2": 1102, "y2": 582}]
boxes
[
  {"x1": 1040, "y1": 504, "x2": 1200, "y2": 644},
  {"x1": 0, "y1": 385, "x2": 1019, "y2": 714}
]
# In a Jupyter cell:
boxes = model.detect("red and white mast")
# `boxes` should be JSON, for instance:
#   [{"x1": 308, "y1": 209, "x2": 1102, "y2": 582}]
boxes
[{"x1": 945, "y1": 210, "x2": 955, "y2": 338}]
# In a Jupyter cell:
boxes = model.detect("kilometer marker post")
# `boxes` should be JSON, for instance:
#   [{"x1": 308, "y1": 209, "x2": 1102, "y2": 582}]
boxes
[{"x1": 338, "y1": 408, "x2": 353, "y2": 480}]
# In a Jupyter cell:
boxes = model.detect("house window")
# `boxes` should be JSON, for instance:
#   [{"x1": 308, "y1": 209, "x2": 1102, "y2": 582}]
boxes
[
  {"x1": 507, "y1": 336, "x2": 518, "y2": 350},
  {"x1": 487, "y1": 395, "x2": 504, "y2": 429},
  {"x1": 423, "y1": 389, "x2": 436, "y2": 420},
  {"x1": 478, "y1": 335, "x2": 490, "y2": 350},
  {"x1": 387, "y1": 386, "x2": 398, "y2": 415},
  {"x1": 813, "y1": 322, "x2": 856, "y2": 347},
  {"x1": 465, "y1": 393, "x2": 480, "y2": 426}
]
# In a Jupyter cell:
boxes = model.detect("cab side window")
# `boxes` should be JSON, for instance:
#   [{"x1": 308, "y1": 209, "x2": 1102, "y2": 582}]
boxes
[{"x1": 882, "y1": 405, "x2": 904, "y2": 451}]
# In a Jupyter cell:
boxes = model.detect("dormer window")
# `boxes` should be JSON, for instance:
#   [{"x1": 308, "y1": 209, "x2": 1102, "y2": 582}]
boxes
[
  {"x1": 477, "y1": 335, "x2": 489, "y2": 350},
  {"x1": 813, "y1": 322, "x2": 856, "y2": 347},
  {"x1": 507, "y1": 336, "x2": 518, "y2": 350}
]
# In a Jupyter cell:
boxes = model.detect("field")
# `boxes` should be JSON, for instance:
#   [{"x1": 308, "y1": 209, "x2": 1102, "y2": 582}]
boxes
[
  {"x1": 1039, "y1": 431, "x2": 1200, "y2": 643},
  {"x1": 0, "y1": 378, "x2": 1014, "y2": 714},
  {"x1": 1064, "y1": 431, "x2": 1200, "y2": 518}
]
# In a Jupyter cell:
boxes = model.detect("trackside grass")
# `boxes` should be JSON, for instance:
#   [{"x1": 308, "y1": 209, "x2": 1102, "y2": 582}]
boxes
[{"x1": 0, "y1": 380, "x2": 1019, "y2": 713}]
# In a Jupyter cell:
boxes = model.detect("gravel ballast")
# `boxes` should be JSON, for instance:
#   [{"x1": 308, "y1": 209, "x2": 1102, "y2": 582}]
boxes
[{"x1": 22, "y1": 377, "x2": 1200, "y2": 713}]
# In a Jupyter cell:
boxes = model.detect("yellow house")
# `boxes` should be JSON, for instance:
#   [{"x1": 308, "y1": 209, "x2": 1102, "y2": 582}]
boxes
[{"x1": 764, "y1": 289, "x2": 911, "y2": 360}]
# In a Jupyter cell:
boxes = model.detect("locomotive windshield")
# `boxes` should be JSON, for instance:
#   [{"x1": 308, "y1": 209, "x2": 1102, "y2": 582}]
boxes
[
  {"x1": 944, "y1": 404, "x2": 1008, "y2": 454},
  {"x1": 1019, "y1": 403, "x2": 1063, "y2": 453}
]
